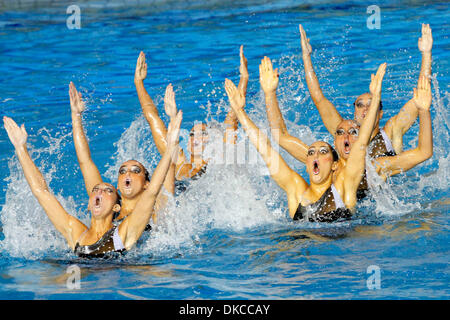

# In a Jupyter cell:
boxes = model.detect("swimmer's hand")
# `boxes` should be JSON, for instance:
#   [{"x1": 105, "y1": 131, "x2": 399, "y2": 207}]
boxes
[
  {"x1": 3, "y1": 116, "x2": 27, "y2": 148},
  {"x1": 413, "y1": 75, "x2": 432, "y2": 112},
  {"x1": 418, "y1": 24, "x2": 433, "y2": 53},
  {"x1": 225, "y1": 78, "x2": 245, "y2": 112},
  {"x1": 259, "y1": 56, "x2": 279, "y2": 93},
  {"x1": 69, "y1": 82, "x2": 85, "y2": 115},
  {"x1": 166, "y1": 110, "x2": 182, "y2": 161},
  {"x1": 164, "y1": 83, "x2": 178, "y2": 119},
  {"x1": 369, "y1": 63, "x2": 387, "y2": 97},
  {"x1": 239, "y1": 45, "x2": 248, "y2": 78},
  {"x1": 135, "y1": 51, "x2": 147, "y2": 81},
  {"x1": 299, "y1": 24, "x2": 312, "y2": 56}
]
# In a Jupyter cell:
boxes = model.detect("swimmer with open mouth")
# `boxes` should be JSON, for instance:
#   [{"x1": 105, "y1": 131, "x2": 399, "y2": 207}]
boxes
[{"x1": 3, "y1": 111, "x2": 182, "y2": 258}]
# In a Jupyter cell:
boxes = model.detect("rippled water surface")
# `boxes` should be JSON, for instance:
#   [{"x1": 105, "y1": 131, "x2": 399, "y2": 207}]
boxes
[{"x1": 0, "y1": 0, "x2": 449, "y2": 299}]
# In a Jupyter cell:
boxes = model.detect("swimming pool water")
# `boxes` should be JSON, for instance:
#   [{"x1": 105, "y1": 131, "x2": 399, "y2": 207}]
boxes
[{"x1": 0, "y1": 0, "x2": 449, "y2": 299}]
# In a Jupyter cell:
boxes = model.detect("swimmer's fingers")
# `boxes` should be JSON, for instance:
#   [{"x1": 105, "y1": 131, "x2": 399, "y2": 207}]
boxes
[
  {"x1": 135, "y1": 51, "x2": 147, "y2": 80},
  {"x1": 3, "y1": 116, "x2": 27, "y2": 147},
  {"x1": 167, "y1": 110, "x2": 182, "y2": 147},
  {"x1": 418, "y1": 23, "x2": 433, "y2": 52},
  {"x1": 259, "y1": 57, "x2": 278, "y2": 92},
  {"x1": 225, "y1": 78, "x2": 244, "y2": 111},
  {"x1": 370, "y1": 63, "x2": 386, "y2": 95},
  {"x1": 414, "y1": 75, "x2": 432, "y2": 111},
  {"x1": 239, "y1": 45, "x2": 248, "y2": 75},
  {"x1": 164, "y1": 83, "x2": 177, "y2": 118},
  {"x1": 299, "y1": 24, "x2": 312, "y2": 55},
  {"x1": 69, "y1": 82, "x2": 85, "y2": 114}
]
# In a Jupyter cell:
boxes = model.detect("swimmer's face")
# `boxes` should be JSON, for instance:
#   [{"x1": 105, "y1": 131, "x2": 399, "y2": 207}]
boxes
[
  {"x1": 334, "y1": 120, "x2": 360, "y2": 160},
  {"x1": 353, "y1": 93, "x2": 383, "y2": 128},
  {"x1": 306, "y1": 142, "x2": 338, "y2": 185},
  {"x1": 188, "y1": 123, "x2": 209, "y2": 157},
  {"x1": 117, "y1": 160, "x2": 149, "y2": 199},
  {"x1": 88, "y1": 183, "x2": 120, "y2": 219}
]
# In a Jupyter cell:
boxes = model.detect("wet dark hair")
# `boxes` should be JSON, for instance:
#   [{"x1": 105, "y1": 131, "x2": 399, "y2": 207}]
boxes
[
  {"x1": 329, "y1": 145, "x2": 339, "y2": 162},
  {"x1": 115, "y1": 191, "x2": 122, "y2": 206}
]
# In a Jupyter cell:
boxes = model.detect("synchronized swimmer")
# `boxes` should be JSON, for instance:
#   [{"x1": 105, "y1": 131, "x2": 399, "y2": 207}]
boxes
[{"x1": 3, "y1": 23, "x2": 434, "y2": 258}]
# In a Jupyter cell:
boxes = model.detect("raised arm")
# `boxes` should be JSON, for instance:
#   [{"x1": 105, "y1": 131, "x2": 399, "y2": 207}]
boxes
[
  {"x1": 225, "y1": 78, "x2": 308, "y2": 204},
  {"x1": 223, "y1": 45, "x2": 249, "y2": 144},
  {"x1": 383, "y1": 24, "x2": 433, "y2": 153},
  {"x1": 339, "y1": 63, "x2": 386, "y2": 208},
  {"x1": 299, "y1": 24, "x2": 342, "y2": 135},
  {"x1": 260, "y1": 56, "x2": 309, "y2": 163},
  {"x1": 134, "y1": 51, "x2": 170, "y2": 155},
  {"x1": 3, "y1": 116, "x2": 87, "y2": 249},
  {"x1": 119, "y1": 111, "x2": 182, "y2": 249},
  {"x1": 69, "y1": 82, "x2": 103, "y2": 197},
  {"x1": 375, "y1": 75, "x2": 433, "y2": 180}
]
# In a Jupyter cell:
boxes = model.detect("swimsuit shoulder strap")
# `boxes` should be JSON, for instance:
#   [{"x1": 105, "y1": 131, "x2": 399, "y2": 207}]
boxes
[
  {"x1": 330, "y1": 184, "x2": 345, "y2": 209},
  {"x1": 75, "y1": 228, "x2": 89, "y2": 246},
  {"x1": 380, "y1": 128, "x2": 395, "y2": 154},
  {"x1": 112, "y1": 225, "x2": 125, "y2": 251}
]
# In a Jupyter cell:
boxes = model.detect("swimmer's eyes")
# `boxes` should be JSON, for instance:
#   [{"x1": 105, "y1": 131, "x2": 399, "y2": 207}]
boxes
[
  {"x1": 349, "y1": 128, "x2": 359, "y2": 136},
  {"x1": 336, "y1": 128, "x2": 359, "y2": 136},
  {"x1": 307, "y1": 148, "x2": 329, "y2": 156},
  {"x1": 118, "y1": 166, "x2": 143, "y2": 175},
  {"x1": 92, "y1": 186, "x2": 115, "y2": 194},
  {"x1": 355, "y1": 101, "x2": 371, "y2": 108},
  {"x1": 189, "y1": 130, "x2": 208, "y2": 137}
]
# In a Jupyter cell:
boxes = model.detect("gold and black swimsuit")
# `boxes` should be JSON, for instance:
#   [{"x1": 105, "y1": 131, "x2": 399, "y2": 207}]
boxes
[
  {"x1": 357, "y1": 129, "x2": 396, "y2": 200},
  {"x1": 293, "y1": 184, "x2": 352, "y2": 222},
  {"x1": 74, "y1": 226, "x2": 125, "y2": 259},
  {"x1": 369, "y1": 129, "x2": 396, "y2": 158},
  {"x1": 175, "y1": 165, "x2": 207, "y2": 194}
]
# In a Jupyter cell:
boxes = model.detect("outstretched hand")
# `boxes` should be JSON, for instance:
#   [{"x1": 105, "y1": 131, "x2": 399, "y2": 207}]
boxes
[
  {"x1": 69, "y1": 82, "x2": 85, "y2": 115},
  {"x1": 164, "y1": 83, "x2": 178, "y2": 119},
  {"x1": 259, "y1": 56, "x2": 279, "y2": 93},
  {"x1": 299, "y1": 24, "x2": 312, "y2": 56},
  {"x1": 369, "y1": 63, "x2": 387, "y2": 97},
  {"x1": 239, "y1": 45, "x2": 248, "y2": 77},
  {"x1": 413, "y1": 75, "x2": 432, "y2": 112},
  {"x1": 3, "y1": 116, "x2": 27, "y2": 149},
  {"x1": 225, "y1": 78, "x2": 245, "y2": 113},
  {"x1": 418, "y1": 23, "x2": 433, "y2": 53},
  {"x1": 166, "y1": 110, "x2": 182, "y2": 161},
  {"x1": 135, "y1": 51, "x2": 148, "y2": 81}
]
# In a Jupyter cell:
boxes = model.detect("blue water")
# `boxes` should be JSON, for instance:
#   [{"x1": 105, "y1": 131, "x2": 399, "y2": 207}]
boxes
[{"x1": 0, "y1": 0, "x2": 449, "y2": 299}]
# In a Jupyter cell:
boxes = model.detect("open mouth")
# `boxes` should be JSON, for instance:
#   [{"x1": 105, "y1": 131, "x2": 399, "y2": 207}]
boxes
[
  {"x1": 344, "y1": 140, "x2": 350, "y2": 154},
  {"x1": 94, "y1": 195, "x2": 102, "y2": 208},
  {"x1": 124, "y1": 177, "x2": 131, "y2": 188},
  {"x1": 312, "y1": 160, "x2": 320, "y2": 175}
]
